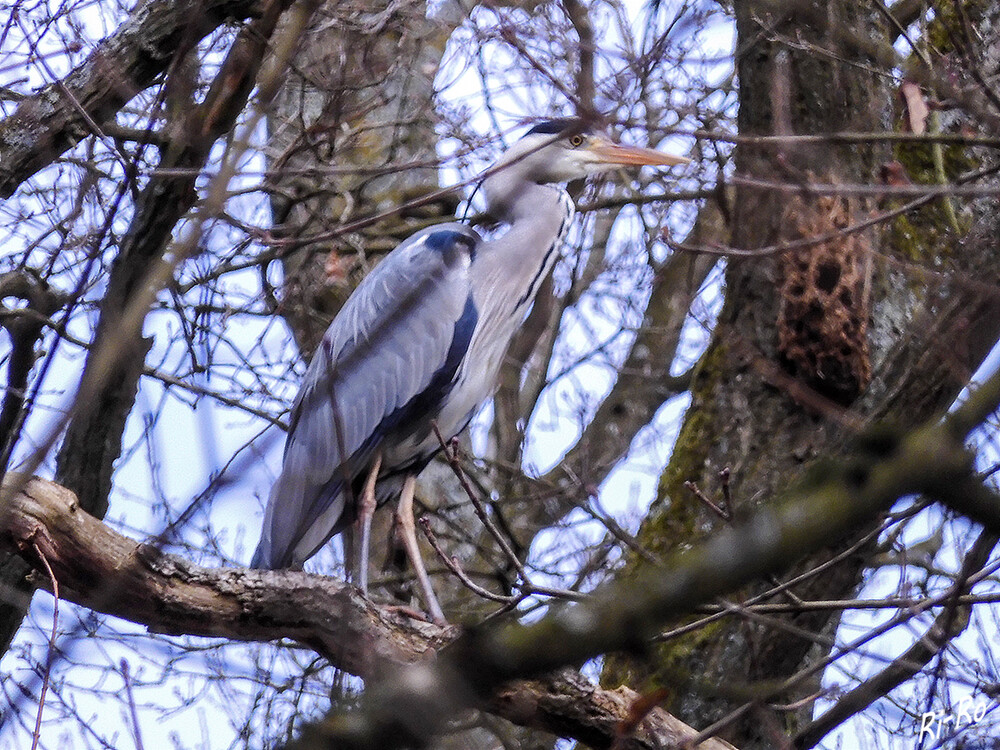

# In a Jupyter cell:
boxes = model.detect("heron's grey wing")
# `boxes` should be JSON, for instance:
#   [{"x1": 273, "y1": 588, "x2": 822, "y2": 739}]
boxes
[{"x1": 252, "y1": 224, "x2": 481, "y2": 569}]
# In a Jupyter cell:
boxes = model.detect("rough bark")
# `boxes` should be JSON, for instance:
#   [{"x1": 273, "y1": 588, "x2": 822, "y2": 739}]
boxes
[
  {"x1": 0, "y1": 474, "x2": 737, "y2": 750},
  {"x1": 0, "y1": 0, "x2": 273, "y2": 197},
  {"x1": 266, "y1": 1, "x2": 462, "y2": 354},
  {"x1": 604, "y1": 1, "x2": 1000, "y2": 747},
  {"x1": 5, "y1": 364, "x2": 1000, "y2": 747}
]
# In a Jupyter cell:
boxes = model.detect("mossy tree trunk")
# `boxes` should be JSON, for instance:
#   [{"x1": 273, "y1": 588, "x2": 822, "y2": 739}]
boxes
[{"x1": 603, "y1": 1, "x2": 1000, "y2": 747}]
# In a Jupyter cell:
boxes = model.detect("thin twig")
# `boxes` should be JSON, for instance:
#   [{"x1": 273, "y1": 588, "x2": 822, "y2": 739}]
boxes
[
  {"x1": 718, "y1": 468, "x2": 733, "y2": 511},
  {"x1": 120, "y1": 659, "x2": 146, "y2": 750},
  {"x1": 669, "y1": 162, "x2": 1000, "y2": 258},
  {"x1": 684, "y1": 480, "x2": 731, "y2": 521},
  {"x1": 429, "y1": 426, "x2": 586, "y2": 603},
  {"x1": 655, "y1": 523, "x2": 888, "y2": 642},
  {"x1": 768, "y1": 689, "x2": 825, "y2": 713},
  {"x1": 30, "y1": 541, "x2": 59, "y2": 750},
  {"x1": 516, "y1": 580, "x2": 588, "y2": 602},
  {"x1": 686, "y1": 550, "x2": 1000, "y2": 749},
  {"x1": 431, "y1": 423, "x2": 527, "y2": 578},
  {"x1": 419, "y1": 518, "x2": 518, "y2": 604}
]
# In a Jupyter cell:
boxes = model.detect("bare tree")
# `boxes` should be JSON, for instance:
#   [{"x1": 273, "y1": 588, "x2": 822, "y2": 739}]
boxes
[{"x1": 2, "y1": 1, "x2": 1000, "y2": 749}]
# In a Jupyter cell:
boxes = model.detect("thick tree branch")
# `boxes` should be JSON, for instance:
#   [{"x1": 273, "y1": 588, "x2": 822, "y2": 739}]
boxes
[
  {"x1": 0, "y1": 474, "x2": 734, "y2": 750},
  {"x1": 0, "y1": 0, "x2": 271, "y2": 197},
  {"x1": 290, "y1": 366, "x2": 1000, "y2": 748},
  {"x1": 0, "y1": 474, "x2": 442, "y2": 676},
  {"x1": 6, "y1": 362, "x2": 997, "y2": 748},
  {"x1": 489, "y1": 671, "x2": 738, "y2": 750},
  {"x1": 0, "y1": 272, "x2": 64, "y2": 460}
]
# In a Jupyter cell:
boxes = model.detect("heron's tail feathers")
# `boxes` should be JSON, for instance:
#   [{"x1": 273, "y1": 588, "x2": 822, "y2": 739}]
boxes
[{"x1": 250, "y1": 470, "x2": 349, "y2": 569}]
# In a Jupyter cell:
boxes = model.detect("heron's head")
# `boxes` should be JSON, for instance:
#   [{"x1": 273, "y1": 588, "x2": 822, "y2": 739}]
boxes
[{"x1": 497, "y1": 118, "x2": 690, "y2": 184}]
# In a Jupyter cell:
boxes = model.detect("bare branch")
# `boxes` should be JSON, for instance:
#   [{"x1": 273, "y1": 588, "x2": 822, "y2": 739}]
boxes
[
  {"x1": 54, "y1": 0, "x2": 295, "y2": 517},
  {"x1": 0, "y1": 0, "x2": 272, "y2": 197},
  {"x1": 0, "y1": 474, "x2": 442, "y2": 676},
  {"x1": 794, "y1": 529, "x2": 1000, "y2": 748},
  {"x1": 531, "y1": 201, "x2": 720, "y2": 526},
  {"x1": 5, "y1": 354, "x2": 1000, "y2": 748},
  {"x1": 300, "y1": 367, "x2": 1000, "y2": 748},
  {"x1": 0, "y1": 474, "x2": 736, "y2": 750}
]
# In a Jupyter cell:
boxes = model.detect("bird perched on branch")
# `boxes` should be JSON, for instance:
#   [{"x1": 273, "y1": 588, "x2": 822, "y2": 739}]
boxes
[{"x1": 252, "y1": 118, "x2": 689, "y2": 623}]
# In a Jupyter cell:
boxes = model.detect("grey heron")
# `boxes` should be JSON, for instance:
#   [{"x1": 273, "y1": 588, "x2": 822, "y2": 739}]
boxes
[{"x1": 252, "y1": 119, "x2": 689, "y2": 623}]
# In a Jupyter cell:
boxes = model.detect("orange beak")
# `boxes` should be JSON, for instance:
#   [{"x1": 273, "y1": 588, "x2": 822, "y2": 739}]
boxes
[{"x1": 589, "y1": 139, "x2": 690, "y2": 167}]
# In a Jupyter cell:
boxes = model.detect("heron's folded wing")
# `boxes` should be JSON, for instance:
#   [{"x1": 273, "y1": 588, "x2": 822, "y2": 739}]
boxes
[{"x1": 252, "y1": 224, "x2": 481, "y2": 568}]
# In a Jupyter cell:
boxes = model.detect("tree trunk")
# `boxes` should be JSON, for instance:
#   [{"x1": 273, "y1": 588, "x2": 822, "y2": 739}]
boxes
[
  {"x1": 266, "y1": 1, "x2": 462, "y2": 355},
  {"x1": 604, "y1": 1, "x2": 1000, "y2": 746}
]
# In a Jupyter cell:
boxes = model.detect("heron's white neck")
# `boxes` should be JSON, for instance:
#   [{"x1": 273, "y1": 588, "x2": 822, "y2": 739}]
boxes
[
  {"x1": 474, "y1": 168, "x2": 573, "y2": 313},
  {"x1": 482, "y1": 158, "x2": 557, "y2": 223},
  {"x1": 480, "y1": 163, "x2": 572, "y2": 245}
]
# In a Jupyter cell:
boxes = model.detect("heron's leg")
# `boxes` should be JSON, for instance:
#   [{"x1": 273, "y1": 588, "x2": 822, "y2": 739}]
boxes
[
  {"x1": 395, "y1": 473, "x2": 447, "y2": 625},
  {"x1": 356, "y1": 450, "x2": 382, "y2": 595}
]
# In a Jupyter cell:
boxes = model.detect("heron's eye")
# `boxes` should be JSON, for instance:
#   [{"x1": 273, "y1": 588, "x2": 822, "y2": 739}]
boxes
[{"x1": 568, "y1": 134, "x2": 585, "y2": 148}]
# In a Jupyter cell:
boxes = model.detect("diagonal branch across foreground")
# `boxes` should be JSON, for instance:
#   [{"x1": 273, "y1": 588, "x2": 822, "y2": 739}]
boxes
[
  {"x1": 2, "y1": 369, "x2": 1000, "y2": 748},
  {"x1": 0, "y1": 474, "x2": 735, "y2": 750},
  {"x1": 272, "y1": 367, "x2": 1000, "y2": 748}
]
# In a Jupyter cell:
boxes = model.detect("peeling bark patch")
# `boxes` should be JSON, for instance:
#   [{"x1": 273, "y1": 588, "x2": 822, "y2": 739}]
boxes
[{"x1": 777, "y1": 183, "x2": 872, "y2": 404}]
